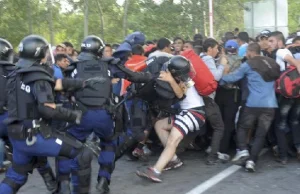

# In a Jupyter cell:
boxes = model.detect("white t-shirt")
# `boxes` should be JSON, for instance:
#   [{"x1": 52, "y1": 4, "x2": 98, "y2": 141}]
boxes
[
  {"x1": 276, "y1": 49, "x2": 293, "y2": 71},
  {"x1": 179, "y1": 86, "x2": 204, "y2": 110}
]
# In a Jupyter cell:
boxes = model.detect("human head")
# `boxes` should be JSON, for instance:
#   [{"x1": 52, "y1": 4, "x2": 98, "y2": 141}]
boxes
[
  {"x1": 183, "y1": 41, "x2": 194, "y2": 51},
  {"x1": 203, "y1": 38, "x2": 219, "y2": 58},
  {"x1": 55, "y1": 54, "x2": 69, "y2": 69},
  {"x1": 225, "y1": 40, "x2": 239, "y2": 54},
  {"x1": 103, "y1": 44, "x2": 113, "y2": 58},
  {"x1": 234, "y1": 28, "x2": 239, "y2": 34},
  {"x1": 71, "y1": 50, "x2": 79, "y2": 61},
  {"x1": 257, "y1": 30, "x2": 271, "y2": 50},
  {"x1": 292, "y1": 36, "x2": 300, "y2": 45},
  {"x1": 268, "y1": 31, "x2": 286, "y2": 51},
  {"x1": 222, "y1": 32, "x2": 235, "y2": 44},
  {"x1": 237, "y1": 32, "x2": 249, "y2": 46},
  {"x1": 81, "y1": 35, "x2": 105, "y2": 57},
  {"x1": 173, "y1": 37, "x2": 185, "y2": 53},
  {"x1": 62, "y1": 41, "x2": 74, "y2": 55},
  {"x1": 167, "y1": 55, "x2": 193, "y2": 87},
  {"x1": 157, "y1": 38, "x2": 172, "y2": 54},
  {"x1": 0, "y1": 38, "x2": 13, "y2": 62},
  {"x1": 16, "y1": 35, "x2": 49, "y2": 67},
  {"x1": 132, "y1": 44, "x2": 144, "y2": 56},
  {"x1": 246, "y1": 42, "x2": 261, "y2": 59},
  {"x1": 56, "y1": 44, "x2": 66, "y2": 55}
]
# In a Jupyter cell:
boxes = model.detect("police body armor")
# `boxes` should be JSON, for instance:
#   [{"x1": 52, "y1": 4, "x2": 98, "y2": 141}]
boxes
[
  {"x1": 6, "y1": 65, "x2": 54, "y2": 123},
  {"x1": 0, "y1": 62, "x2": 15, "y2": 114},
  {"x1": 74, "y1": 59, "x2": 111, "y2": 109}
]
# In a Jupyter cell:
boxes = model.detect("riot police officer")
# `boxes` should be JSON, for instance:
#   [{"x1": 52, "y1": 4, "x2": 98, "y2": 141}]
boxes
[
  {"x1": 0, "y1": 38, "x2": 60, "y2": 193},
  {"x1": 56, "y1": 35, "x2": 146, "y2": 194},
  {"x1": 0, "y1": 38, "x2": 15, "y2": 170},
  {"x1": 0, "y1": 35, "x2": 94, "y2": 194}
]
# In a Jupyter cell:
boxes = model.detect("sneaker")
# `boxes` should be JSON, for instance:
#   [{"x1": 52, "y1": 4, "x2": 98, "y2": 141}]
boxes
[
  {"x1": 217, "y1": 152, "x2": 230, "y2": 162},
  {"x1": 136, "y1": 167, "x2": 162, "y2": 183},
  {"x1": 205, "y1": 146, "x2": 212, "y2": 154},
  {"x1": 163, "y1": 158, "x2": 183, "y2": 171},
  {"x1": 245, "y1": 160, "x2": 255, "y2": 172},
  {"x1": 232, "y1": 150, "x2": 250, "y2": 164}
]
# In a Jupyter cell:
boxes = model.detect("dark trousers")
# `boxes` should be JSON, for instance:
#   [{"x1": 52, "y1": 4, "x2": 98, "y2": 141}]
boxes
[
  {"x1": 203, "y1": 96, "x2": 225, "y2": 155},
  {"x1": 237, "y1": 107, "x2": 275, "y2": 162},
  {"x1": 215, "y1": 87, "x2": 241, "y2": 153},
  {"x1": 275, "y1": 97, "x2": 300, "y2": 158}
]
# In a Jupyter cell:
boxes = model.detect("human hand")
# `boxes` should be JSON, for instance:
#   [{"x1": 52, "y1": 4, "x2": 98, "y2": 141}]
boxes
[{"x1": 158, "y1": 70, "x2": 175, "y2": 83}]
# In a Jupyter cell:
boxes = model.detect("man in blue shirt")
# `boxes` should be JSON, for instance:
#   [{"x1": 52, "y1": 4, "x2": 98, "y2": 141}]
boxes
[
  {"x1": 220, "y1": 43, "x2": 280, "y2": 172},
  {"x1": 237, "y1": 32, "x2": 249, "y2": 58},
  {"x1": 53, "y1": 54, "x2": 69, "y2": 79}
]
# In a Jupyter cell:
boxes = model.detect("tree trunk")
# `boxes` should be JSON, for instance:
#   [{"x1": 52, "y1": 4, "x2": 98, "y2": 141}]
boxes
[
  {"x1": 27, "y1": 0, "x2": 33, "y2": 34},
  {"x1": 47, "y1": 0, "x2": 54, "y2": 45},
  {"x1": 123, "y1": 0, "x2": 130, "y2": 37},
  {"x1": 84, "y1": 0, "x2": 89, "y2": 37},
  {"x1": 96, "y1": 0, "x2": 104, "y2": 39}
]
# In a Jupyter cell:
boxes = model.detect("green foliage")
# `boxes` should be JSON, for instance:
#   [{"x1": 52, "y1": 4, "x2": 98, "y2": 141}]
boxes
[{"x1": 0, "y1": 0, "x2": 298, "y2": 50}]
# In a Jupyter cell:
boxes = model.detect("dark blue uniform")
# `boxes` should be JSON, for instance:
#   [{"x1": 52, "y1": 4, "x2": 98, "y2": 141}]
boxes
[{"x1": 0, "y1": 64, "x2": 93, "y2": 194}]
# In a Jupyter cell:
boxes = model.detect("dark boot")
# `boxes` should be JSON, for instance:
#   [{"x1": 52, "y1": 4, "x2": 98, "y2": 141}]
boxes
[
  {"x1": 57, "y1": 180, "x2": 71, "y2": 194},
  {"x1": 40, "y1": 168, "x2": 58, "y2": 193},
  {"x1": 96, "y1": 177, "x2": 110, "y2": 194}
]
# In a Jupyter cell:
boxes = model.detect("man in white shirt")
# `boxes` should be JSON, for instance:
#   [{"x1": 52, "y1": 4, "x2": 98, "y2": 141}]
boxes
[
  {"x1": 136, "y1": 56, "x2": 205, "y2": 183},
  {"x1": 268, "y1": 31, "x2": 300, "y2": 72},
  {"x1": 268, "y1": 31, "x2": 300, "y2": 164}
]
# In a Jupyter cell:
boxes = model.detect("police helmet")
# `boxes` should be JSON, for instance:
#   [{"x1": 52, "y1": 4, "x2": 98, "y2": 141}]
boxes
[
  {"x1": 18, "y1": 35, "x2": 49, "y2": 60},
  {"x1": 16, "y1": 35, "x2": 49, "y2": 67},
  {"x1": 167, "y1": 56, "x2": 191, "y2": 82},
  {"x1": 81, "y1": 35, "x2": 105, "y2": 56},
  {"x1": 0, "y1": 38, "x2": 13, "y2": 62}
]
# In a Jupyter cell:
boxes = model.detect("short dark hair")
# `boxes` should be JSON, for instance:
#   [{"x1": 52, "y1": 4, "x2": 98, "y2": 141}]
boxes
[
  {"x1": 269, "y1": 31, "x2": 286, "y2": 45},
  {"x1": 247, "y1": 43, "x2": 261, "y2": 55},
  {"x1": 237, "y1": 32, "x2": 249, "y2": 43},
  {"x1": 234, "y1": 28, "x2": 239, "y2": 32},
  {"x1": 203, "y1": 38, "x2": 219, "y2": 52},
  {"x1": 293, "y1": 36, "x2": 300, "y2": 43},
  {"x1": 173, "y1": 37, "x2": 185, "y2": 44},
  {"x1": 105, "y1": 44, "x2": 112, "y2": 48},
  {"x1": 55, "y1": 54, "x2": 68, "y2": 63},
  {"x1": 184, "y1": 41, "x2": 194, "y2": 48},
  {"x1": 157, "y1": 38, "x2": 171, "y2": 50},
  {"x1": 132, "y1": 45, "x2": 144, "y2": 56},
  {"x1": 62, "y1": 41, "x2": 73, "y2": 48}
]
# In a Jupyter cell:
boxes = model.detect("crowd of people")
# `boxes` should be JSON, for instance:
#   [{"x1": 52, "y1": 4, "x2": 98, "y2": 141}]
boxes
[{"x1": 0, "y1": 28, "x2": 300, "y2": 194}]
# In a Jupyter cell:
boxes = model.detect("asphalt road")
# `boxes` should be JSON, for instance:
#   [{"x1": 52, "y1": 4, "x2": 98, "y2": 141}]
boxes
[{"x1": 0, "y1": 150, "x2": 299, "y2": 194}]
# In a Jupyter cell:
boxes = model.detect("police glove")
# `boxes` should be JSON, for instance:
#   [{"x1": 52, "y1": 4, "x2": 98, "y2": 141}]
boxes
[
  {"x1": 61, "y1": 78, "x2": 85, "y2": 91},
  {"x1": 115, "y1": 63, "x2": 152, "y2": 83},
  {"x1": 83, "y1": 77, "x2": 106, "y2": 90}
]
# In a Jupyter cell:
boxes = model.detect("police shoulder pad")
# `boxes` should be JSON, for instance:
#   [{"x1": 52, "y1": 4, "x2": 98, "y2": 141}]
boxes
[{"x1": 17, "y1": 66, "x2": 54, "y2": 84}]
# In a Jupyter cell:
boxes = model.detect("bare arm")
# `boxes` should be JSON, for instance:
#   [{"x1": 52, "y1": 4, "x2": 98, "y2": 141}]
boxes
[{"x1": 158, "y1": 71, "x2": 184, "y2": 99}]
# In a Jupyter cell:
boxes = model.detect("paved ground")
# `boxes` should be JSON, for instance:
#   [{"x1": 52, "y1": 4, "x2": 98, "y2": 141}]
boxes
[{"x1": 1, "y1": 150, "x2": 299, "y2": 194}]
